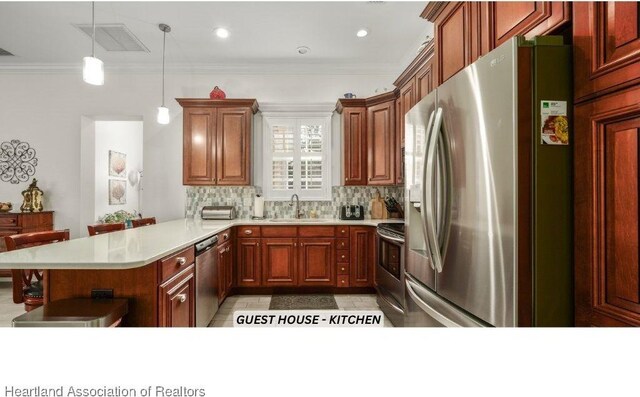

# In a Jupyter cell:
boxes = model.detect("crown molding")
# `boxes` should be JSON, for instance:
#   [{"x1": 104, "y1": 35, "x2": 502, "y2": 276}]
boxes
[
  {"x1": 259, "y1": 102, "x2": 335, "y2": 115},
  {"x1": 0, "y1": 62, "x2": 400, "y2": 76}
]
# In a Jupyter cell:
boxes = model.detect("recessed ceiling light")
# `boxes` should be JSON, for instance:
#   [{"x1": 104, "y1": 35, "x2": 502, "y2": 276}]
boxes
[
  {"x1": 297, "y1": 46, "x2": 310, "y2": 55},
  {"x1": 357, "y1": 29, "x2": 368, "y2": 38},
  {"x1": 215, "y1": 28, "x2": 229, "y2": 39}
]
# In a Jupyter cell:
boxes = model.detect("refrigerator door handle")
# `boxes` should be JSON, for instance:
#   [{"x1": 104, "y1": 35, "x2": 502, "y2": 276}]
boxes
[
  {"x1": 405, "y1": 275, "x2": 459, "y2": 327},
  {"x1": 424, "y1": 107, "x2": 444, "y2": 273},
  {"x1": 420, "y1": 110, "x2": 436, "y2": 271},
  {"x1": 436, "y1": 111, "x2": 453, "y2": 260}
]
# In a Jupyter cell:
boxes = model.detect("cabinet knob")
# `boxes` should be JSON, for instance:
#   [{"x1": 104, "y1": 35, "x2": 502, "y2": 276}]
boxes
[
  {"x1": 177, "y1": 294, "x2": 187, "y2": 303},
  {"x1": 294, "y1": 243, "x2": 297, "y2": 247},
  {"x1": 368, "y1": 177, "x2": 372, "y2": 181},
  {"x1": 341, "y1": 267, "x2": 345, "y2": 271},
  {"x1": 341, "y1": 255, "x2": 345, "y2": 259},
  {"x1": 223, "y1": 233, "x2": 229, "y2": 240},
  {"x1": 301, "y1": 243, "x2": 304, "y2": 247},
  {"x1": 345, "y1": 177, "x2": 349, "y2": 181},
  {"x1": 244, "y1": 230, "x2": 252, "y2": 235},
  {"x1": 176, "y1": 257, "x2": 187, "y2": 266},
  {"x1": 226, "y1": 247, "x2": 230, "y2": 252},
  {"x1": 341, "y1": 280, "x2": 345, "y2": 284}
]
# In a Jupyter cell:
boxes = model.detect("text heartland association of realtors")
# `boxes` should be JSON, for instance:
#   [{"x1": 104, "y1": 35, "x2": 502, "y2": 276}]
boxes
[{"x1": 4, "y1": 387, "x2": 205, "y2": 397}]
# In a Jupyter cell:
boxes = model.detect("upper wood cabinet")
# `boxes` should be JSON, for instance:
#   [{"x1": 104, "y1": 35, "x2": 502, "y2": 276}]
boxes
[
  {"x1": 367, "y1": 98, "x2": 396, "y2": 186},
  {"x1": 337, "y1": 103, "x2": 368, "y2": 185},
  {"x1": 177, "y1": 99, "x2": 258, "y2": 186},
  {"x1": 421, "y1": 2, "x2": 570, "y2": 85},
  {"x1": 574, "y1": 2, "x2": 640, "y2": 102}
]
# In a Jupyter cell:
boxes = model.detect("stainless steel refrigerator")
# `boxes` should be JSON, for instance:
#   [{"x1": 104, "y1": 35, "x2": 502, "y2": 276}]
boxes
[{"x1": 404, "y1": 36, "x2": 573, "y2": 327}]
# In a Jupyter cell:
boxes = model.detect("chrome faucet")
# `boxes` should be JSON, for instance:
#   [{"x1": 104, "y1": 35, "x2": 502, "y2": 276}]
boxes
[{"x1": 289, "y1": 194, "x2": 303, "y2": 219}]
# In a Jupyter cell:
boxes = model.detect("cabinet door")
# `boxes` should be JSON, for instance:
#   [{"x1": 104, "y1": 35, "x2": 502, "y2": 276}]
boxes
[
  {"x1": 350, "y1": 227, "x2": 375, "y2": 287},
  {"x1": 574, "y1": 2, "x2": 640, "y2": 102},
  {"x1": 237, "y1": 238, "x2": 261, "y2": 287},
  {"x1": 343, "y1": 107, "x2": 368, "y2": 185},
  {"x1": 262, "y1": 238, "x2": 297, "y2": 286},
  {"x1": 183, "y1": 107, "x2": 216, "y2": 185},
  {"x1": 488, "y1": 2, "x2": 570, "y2": 48},
  {"x1": 396, "y1": 81, "x2": 415, "y2": 185},
  {"x1": 437, "y1": 2, "x2": 471, "y2": 84},
  {"x1": 298, "y1": 238, "x2": 335, "y2": 286},
  {"x1": 216, "y1": 107, "x2": 251, "y2": 185},
  {"x1": 159, "y1": 265, "x2": 196, "y2": 327},
  {"x1": 367, "y1": 101, "x2": 395, "y2": 185},
  {"x1": 217, "y1": 242, "x2": 230, "y2": 303},
  {"x1": 575, "y1": 86, "x2": 640, "y2": 327},
  {"x1": 416, "y1": 58, "x2": 435, "y2": 101},
  {"x1": 225, "y1": 242, "x2": 234, "y2": 292}
]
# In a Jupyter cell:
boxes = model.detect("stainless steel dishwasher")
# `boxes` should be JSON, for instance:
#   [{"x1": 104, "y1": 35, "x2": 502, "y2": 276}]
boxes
[{"x1": 195, "y1": 235, "x2": 219, "y2": 327}]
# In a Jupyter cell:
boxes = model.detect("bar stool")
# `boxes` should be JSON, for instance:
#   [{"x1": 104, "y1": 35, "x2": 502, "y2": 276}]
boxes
[
  {"x1": 131, "y1": 217, "x2": 156, "y2": 228},
  {"x1": 88, "y1": 223, "x2": 125, "y2": 236}
]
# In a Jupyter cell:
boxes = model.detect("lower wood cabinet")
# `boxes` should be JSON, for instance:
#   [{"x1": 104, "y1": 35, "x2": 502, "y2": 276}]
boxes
[
  {"x1": 158, "y1": 265, "x2": 196, "y2": 327},
  {"x1": 350, "y1": 226, "x2": 375, "y2": 288},
  {"x1": 298, "y1": 238, "x2": 335, "y2": 286},
  {"x1": 237, "y1": 238, "x2": 261, "y2": 287},
  {"x1": 0, "y1": 211, "x2": 54, "y2": 278},
  {"x1": 575, "y1": 85, "x2": 640, "y2": 327},
  {"x1": 262, "y1": 238, "x2": 298, "y2": 286},
  {"x1": 217, "y1": 240, "x2": 233, "y2": 303}
]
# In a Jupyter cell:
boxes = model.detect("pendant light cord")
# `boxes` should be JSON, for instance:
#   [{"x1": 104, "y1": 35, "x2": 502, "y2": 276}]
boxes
[
  {"x1": 91, "y1": 1, "x2": 95, "y2": 57},
  {"x1": 161, "y1": 29, "x2": 166, "y2": 107}
]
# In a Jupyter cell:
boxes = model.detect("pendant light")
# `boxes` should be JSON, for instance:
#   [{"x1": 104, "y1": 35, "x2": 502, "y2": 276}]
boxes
[
  {"x1": 83, "y1": 1, "x2": 104, "y2": 85},
  {"x1": 157, "y1": 23, "x2": 171, "y2": 125}
]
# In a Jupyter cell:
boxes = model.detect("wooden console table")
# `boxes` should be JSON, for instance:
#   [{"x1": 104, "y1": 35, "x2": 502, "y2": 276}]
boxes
[{"x1": 0, "y1": 211, "x2": 54, "y2": 277}]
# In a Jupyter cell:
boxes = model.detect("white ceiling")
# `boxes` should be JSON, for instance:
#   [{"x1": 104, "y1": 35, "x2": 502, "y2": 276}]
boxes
[{"x1": 0, "y1": 1, "x2": 433, "y2": 74}]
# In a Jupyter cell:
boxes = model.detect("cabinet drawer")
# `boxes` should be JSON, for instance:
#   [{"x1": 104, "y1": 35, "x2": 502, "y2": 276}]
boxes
[
  {"x1": 0, "y1": 216, "x2": 18, "y2": 226},
  {"x1": 336, "y1": 238, "x2": 349, "y2": 250},
  {"x1": 160, "y1": 246, "x2": 195, "y2": 282},
  {"x1": 237, "y1": 226, "x2": 260, "y2": 237},
  {"x1": 298, "y1": 226, "x2": 335, "y2": 237},
  {"x1": 337, "y1": 263, "x2": 349, "y2": 275},
  {"x1": 337, "y1": 275, "x2": 350, "y2": 288},
  {"x1": 336, "y1": 226, "x2": 349, "y2": 237},
  {"x1": 336, "y1": 249, "x2": 350, "y2": 263},
  {"x1": 262, "y1": 226, "x2": 297, "y2": 238},
  {"x1": 217, "y1": 229, "x2": 233, "y2": 243}
]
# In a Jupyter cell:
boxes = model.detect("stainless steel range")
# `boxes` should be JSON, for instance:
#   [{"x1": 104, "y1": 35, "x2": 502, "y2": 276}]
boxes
[{"x1": 375, "y1": 222, "x2": 405, "y2": 327}]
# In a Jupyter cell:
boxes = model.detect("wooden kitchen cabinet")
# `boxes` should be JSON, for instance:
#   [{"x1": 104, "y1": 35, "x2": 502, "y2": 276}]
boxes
[
  {"x1": 217, "y1": 240, "x2": 233, "y2": 303},
  {"x1": 574, "y1": 2, "x2": 640, "y2": 102},
  {"x1": 336, "y1": 102, "x2": 368, "y2": 185},
  {"x1": 349, "y1": 226, "x2": 376, "y2": 288},
  {"x1": 367, "y1": 98, "x2": 396, "y2": 186},
  {"x1": 415, "y1": 56, "x2": 435, "y2": 101},
  {"x1": 396, "y1": 80, "x2": 415, "y2": 185},
  {"x1": 237, "y1": 237, "x2": 261, "y2": 287},
  {"x1": 178, "y1": 99, "x2": 258, "y2": 186},
  {"x1": 435, "y1": 2, "x2": 472, "y2": 85},
  {"x1": 158, "y1": 265, "x2": 196, "y2": 327},
  {"x1": 575, "y1": 85, "x2": 640, "y2": 327},
  {"x1": 261, "y1": 238, "x2": 298, "y2": 286},
  {"x1": 298, "y1": 238, "x2": 335, "y2": 286}
]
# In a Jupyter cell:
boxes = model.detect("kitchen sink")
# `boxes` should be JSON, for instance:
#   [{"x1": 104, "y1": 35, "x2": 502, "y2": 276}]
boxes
[{"x1": 268, "y1": 218, "x2": 331, "y2": 223}]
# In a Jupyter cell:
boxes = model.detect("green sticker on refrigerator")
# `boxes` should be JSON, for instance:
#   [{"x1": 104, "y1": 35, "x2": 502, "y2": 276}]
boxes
[{"x1": 540, "y1": 100, "x2": 568, "y2": 145}]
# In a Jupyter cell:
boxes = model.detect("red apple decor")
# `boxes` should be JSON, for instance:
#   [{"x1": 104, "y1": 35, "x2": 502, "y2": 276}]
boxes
[{"x1": 209, "y1": 86, "x2": 226, "y2": 99}]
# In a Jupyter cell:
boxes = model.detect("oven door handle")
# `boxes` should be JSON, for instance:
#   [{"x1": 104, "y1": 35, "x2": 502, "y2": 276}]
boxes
[{"x1": 376, "y1": 229, "x2": 405, "y2": 244}]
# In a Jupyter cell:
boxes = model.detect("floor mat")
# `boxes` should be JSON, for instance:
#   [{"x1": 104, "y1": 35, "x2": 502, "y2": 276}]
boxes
[{"x1": 269, "y1": 294, "x2": 338, "y2": 310}]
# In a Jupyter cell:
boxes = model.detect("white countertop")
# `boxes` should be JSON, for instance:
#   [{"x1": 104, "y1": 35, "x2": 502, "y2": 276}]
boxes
[{"x1": 0, "y1": 218, "x2": 401, "y2": 270}]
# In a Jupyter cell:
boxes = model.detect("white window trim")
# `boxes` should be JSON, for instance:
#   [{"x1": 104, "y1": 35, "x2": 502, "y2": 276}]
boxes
[{"x1": 262, "y1": 112, "x2": 332, "y2": 201}]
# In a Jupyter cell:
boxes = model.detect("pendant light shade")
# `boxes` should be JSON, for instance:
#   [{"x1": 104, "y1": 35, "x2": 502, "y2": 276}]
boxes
[
  {"x1": 157, "y1": 23, "x2": 171, "y2": 125},
  {"x1": 157, "y1": 106, "x2": 170, "y2": 124},
  {"x1": 83, "y1": 2, "x2": 104, "y2": 86},
  {"x1": 83, "y1": 56, "x2": 104, "y2": 85}
]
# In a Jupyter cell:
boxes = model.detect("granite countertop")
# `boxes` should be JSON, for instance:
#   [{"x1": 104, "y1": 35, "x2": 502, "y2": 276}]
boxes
[{"x1": 0, "y1": 218, "x2": 402, "y2": 270}]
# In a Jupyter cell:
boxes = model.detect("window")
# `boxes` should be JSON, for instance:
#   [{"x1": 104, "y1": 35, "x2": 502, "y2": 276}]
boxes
[{"x1": 263, "y1": 115, "x2": 331, "y2": 200}]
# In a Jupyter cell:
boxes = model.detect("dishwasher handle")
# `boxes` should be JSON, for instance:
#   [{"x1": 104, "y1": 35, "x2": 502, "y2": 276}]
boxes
[{"x1": 195, "y1": 235, "x2": 219, "y2": 256}]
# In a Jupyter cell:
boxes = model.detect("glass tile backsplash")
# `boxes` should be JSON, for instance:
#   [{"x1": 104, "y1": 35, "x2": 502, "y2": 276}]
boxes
[{"x1": 185, "y1": 186, "x2": 404, "y2": 219}]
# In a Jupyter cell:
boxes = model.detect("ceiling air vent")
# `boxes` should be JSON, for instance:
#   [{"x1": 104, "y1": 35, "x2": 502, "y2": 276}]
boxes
[
  {"x1": 74, "y1": 23, "x2": 149, "y2": 52},
  {"x1": 0, "y1": 48, "x2": 14, "y2": 56}
]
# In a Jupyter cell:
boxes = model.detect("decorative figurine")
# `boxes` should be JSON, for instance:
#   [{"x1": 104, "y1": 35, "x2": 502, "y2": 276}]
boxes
[
  {"x1": 209, "y1": 86, "x2": 226, "y2": 99},
  {"x1": 21, "y1": 178, "x2": 43, "y2": 212}
]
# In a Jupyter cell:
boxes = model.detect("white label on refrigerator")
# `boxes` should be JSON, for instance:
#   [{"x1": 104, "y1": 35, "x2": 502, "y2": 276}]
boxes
[{"x1": 540, "y1": 100, "x2": 568, "y2": 145}]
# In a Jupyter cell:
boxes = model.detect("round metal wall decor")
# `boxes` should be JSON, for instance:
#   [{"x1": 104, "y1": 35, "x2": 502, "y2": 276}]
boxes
[{"x1": 0, "y1": 140, "x2": 38, "y2": 184}]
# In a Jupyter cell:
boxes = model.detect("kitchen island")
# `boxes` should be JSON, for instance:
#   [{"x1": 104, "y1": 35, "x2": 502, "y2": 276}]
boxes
[{"x1": 0, "y1": 218, "x2": 397, "y2": 326}]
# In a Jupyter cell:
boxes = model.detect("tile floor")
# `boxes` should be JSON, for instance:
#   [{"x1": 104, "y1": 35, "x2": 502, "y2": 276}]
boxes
[
  {"x1": 209, "y1": 294, "x2": 394, "y2": 327},
  {"x1": 0, "y1": 280, "x2": 26, "y2": 327},
  {"x1": 0, "y1": 281, "x2": 392, "y2": 327}
]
